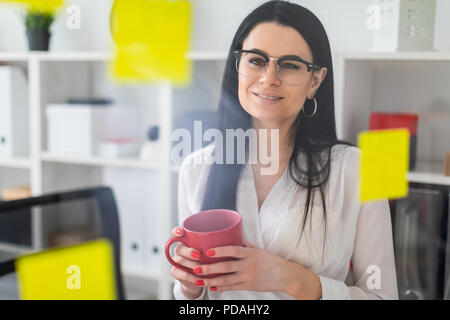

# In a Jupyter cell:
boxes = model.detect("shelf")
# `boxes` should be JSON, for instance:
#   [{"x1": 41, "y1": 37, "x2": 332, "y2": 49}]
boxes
[
  {"x1": 341, "y1": 51, "x2": 450, "y2": 61},
  {"x1": 0, "y1": 241, "x2": 34, "y2": 255},
  {"x1": 41, "y1": 152, "x2": 160, "y2": 170},
  {"x1": 0, "y1": 51, "x2": 228, "y2": 62},
  {"x1": 37, "y1": 51, "x2": 111, "y2": 61},
  {"x1": 4, "y1": 50, "x2": 449, "y2": 64},
  {"x1": 0, "y1": 156, "x2": 31, "y2": 169},
  {"x1": 408, "y1": 161, "x2": 450, "y2": 186},
  {"x1": 0, "y1": 52, "x2": 30, "y2": 61}
]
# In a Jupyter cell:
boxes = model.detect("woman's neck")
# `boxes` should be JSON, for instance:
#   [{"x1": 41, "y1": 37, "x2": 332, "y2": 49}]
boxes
[{"x1": 251, "y1": 118, "x2": 294, "y2": 166}]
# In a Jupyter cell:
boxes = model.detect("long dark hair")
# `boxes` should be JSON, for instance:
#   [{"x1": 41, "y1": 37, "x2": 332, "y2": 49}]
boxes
[{"x1": 200, "y1": 0, "x2": 352, "y2": 255}]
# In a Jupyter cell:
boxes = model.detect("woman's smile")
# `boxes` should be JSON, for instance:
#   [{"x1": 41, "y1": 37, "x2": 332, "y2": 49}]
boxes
[{"x1": 253, "y1": 91, "x2": 284, "y2": 105}]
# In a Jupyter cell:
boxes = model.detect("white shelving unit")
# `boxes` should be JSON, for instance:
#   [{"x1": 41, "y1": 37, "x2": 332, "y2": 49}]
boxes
[
  {"x1": 334, "y1": 51, "x2": 450, "y2": 187},
  {"x1": 0, "y1": 51, "x2": 226, "y2": 300},
  {"x1": 0, "y1": 156, "x2": 31, "y2": 169}
]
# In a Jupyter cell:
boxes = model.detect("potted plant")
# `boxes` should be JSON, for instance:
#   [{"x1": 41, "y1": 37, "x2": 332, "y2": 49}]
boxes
[
  {"x1": 5, "y1": 0, "x2": 66, "y2": 51},
  {"x1": 24, "y1": 10, "x2": 55, "y2": 51}
]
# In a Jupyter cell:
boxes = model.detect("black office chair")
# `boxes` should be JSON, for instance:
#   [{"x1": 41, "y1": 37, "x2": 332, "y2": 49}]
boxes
[{"x1": 0, "y1": 186, "x2": 125, "y2": 300}]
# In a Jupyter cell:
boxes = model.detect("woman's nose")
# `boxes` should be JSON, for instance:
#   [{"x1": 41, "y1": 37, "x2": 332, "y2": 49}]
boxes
[{"x1": 258, "y1": 61, "x2": 281, "y2": 85}]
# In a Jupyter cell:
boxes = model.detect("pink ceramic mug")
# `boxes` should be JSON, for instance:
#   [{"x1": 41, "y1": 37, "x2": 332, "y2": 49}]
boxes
[{"x1": 165, "y1": 209, "x2": 243, "y2": 278}]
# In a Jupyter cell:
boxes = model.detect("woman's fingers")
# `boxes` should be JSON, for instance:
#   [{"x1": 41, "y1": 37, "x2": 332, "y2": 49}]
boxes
[
  {"x1": 206, "y1": 245, "x2": 250, "y2": 259},
  {"x1": 171, "y1": 226, "x2": 184, "y2": 237},
  {"x1": 174, "y1": 242, "x2": 201, "y2": 261},
  {"x1": 202, "y1": 271, "x2": 244, "y2": 288},
  {"x1": 243, "y1": 239, "x2": 259, "y2": 249},
  {"x1": 169, "y1": 226, "x2": 205, "y2": 292},
  {"x1": 170, "y1": 266, "x2": 204, "y2": 287},
  {"x1": 171, "y1": 227, "x2": 201, "y2": 260},
  {"x1": 173, "y1": 254, "x2": 200, "y2": 270},
  {"x1": 194, "y1": 260, "x2": 241, "y2": 276}
]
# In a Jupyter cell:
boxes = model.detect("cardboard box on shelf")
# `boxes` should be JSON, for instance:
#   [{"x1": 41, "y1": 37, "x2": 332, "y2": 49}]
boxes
[
  {"x1": 445, "y1": 152, "x2": 450, "y2": 177},
  {"x1": 2, "y1": 186, "x2": 31, "y2": 201},
  {"x1": 0, "y1": 66, "x2": 29, "y2": 157},
  {"x1": 49, "y1": 228, "x2": 97, "y2": 248}
]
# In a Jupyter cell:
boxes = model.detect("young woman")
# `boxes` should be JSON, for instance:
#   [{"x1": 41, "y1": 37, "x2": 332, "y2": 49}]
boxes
[{"x1": 170, "y1": 0, "x2": 398, "y2": 300}]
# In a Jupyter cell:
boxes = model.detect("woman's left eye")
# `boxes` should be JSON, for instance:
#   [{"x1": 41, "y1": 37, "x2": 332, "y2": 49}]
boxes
[{"x1": 280, "y1": 62, "x2": 300, "y2": 70}]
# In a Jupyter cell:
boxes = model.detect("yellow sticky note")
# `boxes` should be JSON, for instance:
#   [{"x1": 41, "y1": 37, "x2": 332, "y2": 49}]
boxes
[
  {"x1": 15, "y1": 239, "x2": 117, "y2": 300},
  {"x1": 1, "y1": 0, "x2": 64, "y2": 13},
  {"x1": 110, "y1": 0, "x2": 192, "y2": 85},
  {"x1": 358, "y1": 128, "x2": 409, "y2": 202}
]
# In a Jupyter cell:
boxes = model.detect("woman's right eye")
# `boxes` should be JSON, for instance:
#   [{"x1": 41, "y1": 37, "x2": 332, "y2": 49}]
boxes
[{"x1": 249, "y1": 58, "x2": 265, "y2": 66}]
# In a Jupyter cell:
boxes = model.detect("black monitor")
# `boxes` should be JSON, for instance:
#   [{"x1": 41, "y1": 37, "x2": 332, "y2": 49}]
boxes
[{"x1": 445, "y1": 190, "x2": 450, "y2": 300}]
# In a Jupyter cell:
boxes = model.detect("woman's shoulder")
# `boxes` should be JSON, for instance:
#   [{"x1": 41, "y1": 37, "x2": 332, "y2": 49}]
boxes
[
  {"x1": 178, "y1": 143, "x2": 215, "y2": 179},
  {"x1": 330, "y1": 143, "x2": 360, "y2": 167},
  {"x1": 325, "y1": 144, "x2": 362, "y2": 214},
  {"x1": 327, "y1": 143, "x2": 361, "y2": 193},
  {"x1": 180, "y1": 143, "x2": 215, "y2": 166}
]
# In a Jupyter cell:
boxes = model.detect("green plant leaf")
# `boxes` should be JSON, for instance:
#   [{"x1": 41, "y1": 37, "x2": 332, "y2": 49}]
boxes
[{"x1": 24, "y1": 10, "x2": 54, "y2": 31}]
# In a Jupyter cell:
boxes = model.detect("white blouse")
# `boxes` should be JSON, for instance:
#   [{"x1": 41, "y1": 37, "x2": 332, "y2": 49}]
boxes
[{"x1": 173, "y1": 143, "x2": 399, "y2": 300}]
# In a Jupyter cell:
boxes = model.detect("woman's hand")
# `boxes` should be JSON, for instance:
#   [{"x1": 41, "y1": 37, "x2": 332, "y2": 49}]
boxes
[
  {"x1": 193, "y1": 239, "x2": 322, "y2": 299},
  {"x1": 169, "y1": 227, "x2": 205, "y2": 299}
]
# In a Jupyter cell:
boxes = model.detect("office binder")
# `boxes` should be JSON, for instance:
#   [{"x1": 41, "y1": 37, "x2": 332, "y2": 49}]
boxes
[{"x1": 0, "y1": 66, "x2": 29, "y2": 157}]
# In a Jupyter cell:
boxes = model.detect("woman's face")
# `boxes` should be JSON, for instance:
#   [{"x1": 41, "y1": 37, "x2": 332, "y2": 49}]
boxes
[{"x1": 238, "y1": 22, "x2": 327, "y2": 127}]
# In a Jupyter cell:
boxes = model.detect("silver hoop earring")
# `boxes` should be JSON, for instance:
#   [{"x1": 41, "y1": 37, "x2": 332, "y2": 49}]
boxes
[{"x1": 302, "y1": 97, "x2": 317, "y2": 118}]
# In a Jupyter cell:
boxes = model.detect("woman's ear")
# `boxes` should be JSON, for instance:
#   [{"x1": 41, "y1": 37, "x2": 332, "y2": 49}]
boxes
[{"x1": 308, "y1": 67, "x2": 327, "y2": 98}]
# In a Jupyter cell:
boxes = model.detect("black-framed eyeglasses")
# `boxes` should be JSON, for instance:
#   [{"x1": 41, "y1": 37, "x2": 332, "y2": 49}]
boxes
[{"x1": 233, "y1": 49, "x2": 322, "y2": 86}]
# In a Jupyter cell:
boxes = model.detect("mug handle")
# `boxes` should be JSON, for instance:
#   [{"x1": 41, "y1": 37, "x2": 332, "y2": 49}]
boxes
[{"x1": 165, "y1": 235, "x2": 194, "y2": 274}]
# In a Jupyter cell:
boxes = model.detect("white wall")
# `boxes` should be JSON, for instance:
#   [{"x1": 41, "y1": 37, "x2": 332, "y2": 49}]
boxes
[
  {"x1": 0, "y1": 0, "x2": 113, "y2": 52},
  {"x1": 1, "y1": 0, "x2": 449, "y2": 53},
  {"x1": 190, "y1": 0, "x2": 372, "y2": 52}
]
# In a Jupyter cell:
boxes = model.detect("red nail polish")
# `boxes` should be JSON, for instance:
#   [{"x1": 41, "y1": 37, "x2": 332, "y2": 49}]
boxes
[
  {"x1": 175, "y1": 227, "x2": 182, "y2": 235},
  {"x1": 195, "y1": 280, "x2": 204, "y2": 286},
  {"x1": 191, "y1": 251, "x2": 201, "y2": 259},
  {"x1": 206, "y1": 249, "x2": 215, "y2": 257},
  {"x1": 193, "y1": 266, "x2": 202, "y2": 274},
  {"x1": 210, "y1": 286, "x2": 217, "y2": 291}
]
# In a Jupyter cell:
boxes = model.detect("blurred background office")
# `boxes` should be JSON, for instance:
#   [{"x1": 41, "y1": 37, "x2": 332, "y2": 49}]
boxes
[{"x1": 0, "y1": 0, "x2": 449, "y2": 300}]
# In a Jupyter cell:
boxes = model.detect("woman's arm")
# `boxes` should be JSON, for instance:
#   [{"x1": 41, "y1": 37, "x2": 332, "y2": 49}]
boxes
[
  {"x1": 283, "y1": 260, "x2": 322, "y2": 299},
  {"x1": 305, "y1": 198, "x2": 398, "y2": 300},
  {"x1": 308, "y1": 146, "x2": 399, "y2": 300},
  {"x1": 330, "y1": 147, "x2": 399, "y2": 300},
  {"x1": 344, "y1": 198, "x2": 399, "y2": 300},
  {"x1": 190, "y1": 239, "x2": 323, "y2": 299}
]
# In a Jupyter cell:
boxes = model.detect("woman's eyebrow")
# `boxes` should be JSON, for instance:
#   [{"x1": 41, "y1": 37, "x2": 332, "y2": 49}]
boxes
[{"x1": 247, "y1": 48, "x2": 306, "y2": 60}]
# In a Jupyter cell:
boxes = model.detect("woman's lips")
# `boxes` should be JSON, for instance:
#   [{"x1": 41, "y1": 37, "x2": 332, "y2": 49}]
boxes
[{"x1": 253, "y1": 92, "x2": 283, "y2": 105}]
